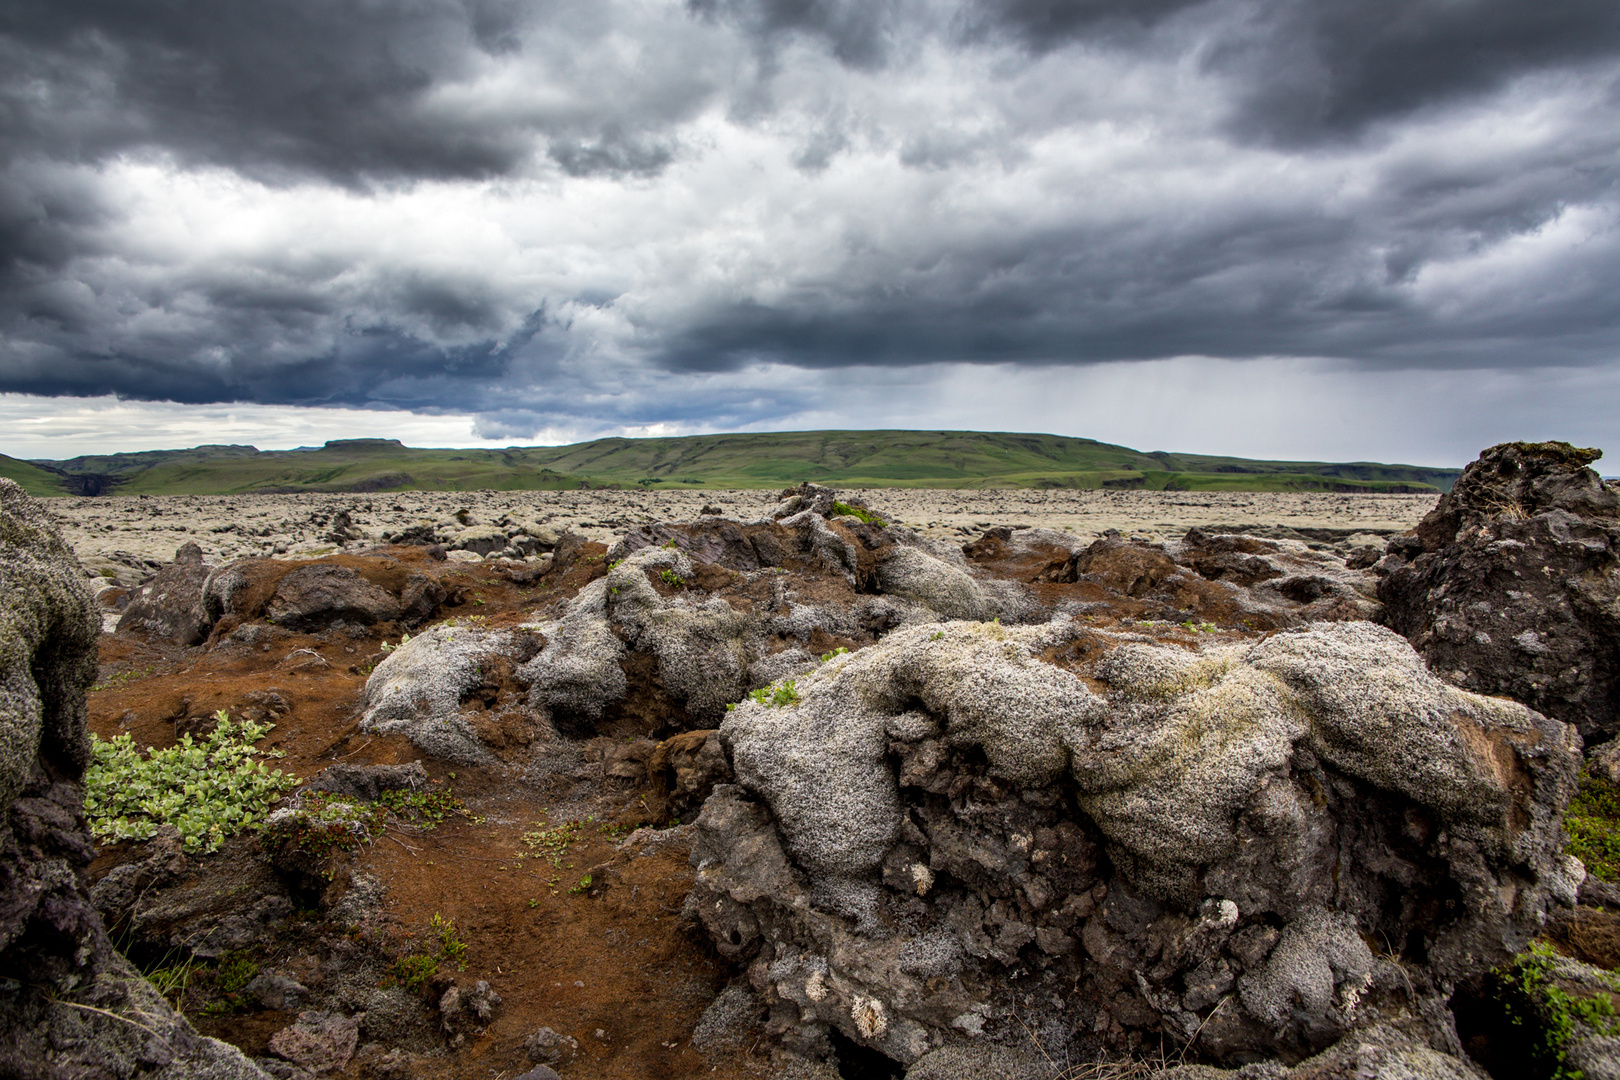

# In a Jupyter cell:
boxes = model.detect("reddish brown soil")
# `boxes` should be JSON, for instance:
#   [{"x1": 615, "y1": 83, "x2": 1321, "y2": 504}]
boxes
[
  {"x1": 81, "y1": 528, "x2": 1359, "y2": 1078},
  {"x1": 87, "y1": 545, "x2": 774, "y2": 1080}
]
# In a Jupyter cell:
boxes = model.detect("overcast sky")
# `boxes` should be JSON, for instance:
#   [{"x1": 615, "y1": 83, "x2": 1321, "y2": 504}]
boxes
[{"x1": 2, "y1": 0, "x2": 1618, "y2": 466}]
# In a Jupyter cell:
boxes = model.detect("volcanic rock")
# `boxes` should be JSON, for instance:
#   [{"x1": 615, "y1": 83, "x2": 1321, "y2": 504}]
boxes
[
  {"x1": 0, "y1": 478, "x2": 271, "y2": 1079},
  {"x1": 361, "y1": 624, "x2": 546, "y2": 764},
  {"x1": 203, "y1": 556, "x2": 445, "y2": 635},
  {"x1": 116, "y1": 540, "x2": 214, "y2": 645},
  {"x1": 1379, "y1": 441, "x2": 1620, "y2": 743},
  {"x1": 689, "y1": 616, "x2": 1580, "y2": 1069},
  {"x1": 267, "y1": 1010, "x2": 361, "y2": 1072}
]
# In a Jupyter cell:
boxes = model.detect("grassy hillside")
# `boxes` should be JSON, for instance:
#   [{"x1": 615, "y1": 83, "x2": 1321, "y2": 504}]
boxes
[
  {"x1": 0, "y1": 453, "x2": 74, "y2": 496},
  {"x1": 23, "y1": 431, "x2": 1460, "y2": 495}
]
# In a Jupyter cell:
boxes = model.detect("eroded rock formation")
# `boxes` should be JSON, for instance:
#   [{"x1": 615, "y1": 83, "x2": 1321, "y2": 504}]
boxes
[
  {"x1": 0, "y1": 478, "x2": 271, "y2": 1079},
  {"x1": 688, "y1": 616, "x2": 1581, "y2": 1072},
  {"x1": 1380, "y1": 441, "x2": 1620, "y2": 744}
]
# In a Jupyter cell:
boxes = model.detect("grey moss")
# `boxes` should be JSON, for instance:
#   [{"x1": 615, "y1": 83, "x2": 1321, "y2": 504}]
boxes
[
  {"x1": 360, "y1": 623, "x2": 520, "y2": 764},
  {"x1": 874, "y1": 546, "x2": 993, "y2": 622},
  {"x1": 0, "y1": 478, "x2": 98, "y2": 804}
]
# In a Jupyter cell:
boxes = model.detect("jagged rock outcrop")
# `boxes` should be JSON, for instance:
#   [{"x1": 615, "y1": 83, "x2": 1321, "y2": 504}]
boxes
[
  {"x1": 116, "y1": 541, "x2": 214, "y2": 645},
  {"x1": 1379, "y1": 441, "x2": 1620, "y2": 743},
  {"x1": 688, "y1": 615, "x2": 1580, "y2": 1072},
  {"x1": 514, "y1": 540, "x2": 980, "y2": 743},
  {"x1": 0, "y1": 478, "x2": 270, "y2": 1079},
  {"x1": 1145, "y1": 1022, "x2": 1491, "y2": 1079},
  {"x1": 355, "y1": 493, "x2": 1393, "y2": 767}
]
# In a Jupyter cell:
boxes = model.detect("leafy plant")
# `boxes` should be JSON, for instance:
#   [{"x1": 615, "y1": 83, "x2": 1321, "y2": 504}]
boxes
[
  {"x1": 216, "y1": 950, "x2": 260, "y2": 994},
  {"x1": 430, "y1": 912, "x2": 469, "y2": 968},
  {"x1": 518, "y1": 820, "x2": 582, "y2": 868},
  {"x1": 387, "y1": 912, "x2": 470, "y2": 993},
  {"x1": 83, "y1": 713, "x2": 299, "y2": 853},
  {"x1": 91, "y1": 665, "x2": 156, "y2": 692},
  {"x1": 379, "y1": 631, "x2": 412, "y2": 653},
  {"x1": 569, "y1": 874, "x2": 594, "y2": 895},
  {"x1": 261, "y1": 787, "x2": 471, "y2": 869},
  {"x1": 390, "y1": 954, "x2": 440, "y2": 993},
  {"x1": 819, "y1": 647, "x2": 850, "y2": 662},
  {"x1": 744, "y1": 680, "x2": 801, "y2": 707},
  {"x1": 1488, "y1": 941, "x2": 1620, "y2": 1078},
  {"x1": 659, "y1": 568, "x2": 686, "y2": 587}
]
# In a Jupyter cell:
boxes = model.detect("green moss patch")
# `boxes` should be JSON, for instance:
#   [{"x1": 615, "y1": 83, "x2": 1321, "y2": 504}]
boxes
[{"x1": 1566, "y1": 767, "x2": 1620, "y2": 883}]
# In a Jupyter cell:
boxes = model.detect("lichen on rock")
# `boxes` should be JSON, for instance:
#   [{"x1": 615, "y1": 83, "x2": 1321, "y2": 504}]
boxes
[{"x1": 692, "y1": 611, "x2": 1580, "y2": 1069}]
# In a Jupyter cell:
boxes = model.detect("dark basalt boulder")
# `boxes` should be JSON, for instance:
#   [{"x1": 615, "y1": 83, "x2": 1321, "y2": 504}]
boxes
[
  {"x1": 203, "y1": 556, "x2": 445, "y2": 635},
  {"x1": 1379, "y1": 441, "x2": 1620, "y2": 743},
  {"x1": 0, "y1": 479, "x2": 269, "y2": 1080},
  {"x1": 116, "y1": 540, "x2": 214, "y2": 645}
]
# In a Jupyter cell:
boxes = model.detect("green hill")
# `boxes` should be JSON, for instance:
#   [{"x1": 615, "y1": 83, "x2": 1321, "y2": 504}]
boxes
[
  {"x1": 20, "y1": 431, "x2": 1461, "y2": 495},
  {"x1": 0, "y1": 452, "x2": 78, "y2": 496}
]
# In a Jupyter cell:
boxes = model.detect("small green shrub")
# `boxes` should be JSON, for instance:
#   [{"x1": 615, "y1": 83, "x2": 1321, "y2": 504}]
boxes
[
  {"x1": 819, "y1": 647, "x2": 850, "y2": 662},
  {"x1": 261, "y1": 788, "x2": 471, "y2": 869},
  {"x1": 391, "y1": 953, "x2": 440, "y2": 993},
  {"x1": 216, "y1": 950, "x2": 260, "y2": 994},
  {"x1": 659, "y1": 568, "x2": 686, "y2": 587},
  {"x1": 749, "y1": 680, "x2": 800, "y2": 707},
  {"x1": 84, "y1": 713, "x2": 299, "y2": 853},
  {"x1": 379, "y1": 631, "x2": 412, "y2": 653},
  {"x1": 388, "y1": 912, "x2": 470, "y2": 992},
  {"x1": 91, "y1": 665, "x2": 155, "y2": 692},
  {"x1": 430, "y1": 912, "x2": 468, "y2": 968}
]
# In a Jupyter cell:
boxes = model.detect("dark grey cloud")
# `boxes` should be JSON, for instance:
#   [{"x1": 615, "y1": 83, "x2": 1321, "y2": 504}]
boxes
[
  {"x1": 1213, "y1": 0, "x2": 1620, "y2": 144},
  {"x1": 960, "y1": 0, "x2": 1205, "y2": 47},
  {"x1": 949, "y1": 0, "x2": 1620, "y2": 143},
  {"x1": 0, "y1": 0, "x2": 720, "y2": 184},
  {"x1": 0, "y1": 0, "x2": 1617, "y2": 446},
  {"x1": 688, "y1": 0, "x2": 899, "y2": 69}
]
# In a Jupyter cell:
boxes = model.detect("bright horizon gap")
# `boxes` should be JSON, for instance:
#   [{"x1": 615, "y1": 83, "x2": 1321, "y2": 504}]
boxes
[
  {"x1": 5, "y1": 354, "x2": 1620, "y2": 471},
  {"x1": 0, "y1": 394, "x2": 1470, "y2": 472}
]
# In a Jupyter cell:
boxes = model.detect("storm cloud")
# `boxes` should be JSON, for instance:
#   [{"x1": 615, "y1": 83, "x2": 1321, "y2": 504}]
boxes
[{"x1": 1, "y1": 0, "x2": 1617, "y2": 457}]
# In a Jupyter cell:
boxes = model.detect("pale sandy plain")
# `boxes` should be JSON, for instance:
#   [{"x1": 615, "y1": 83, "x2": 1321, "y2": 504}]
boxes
[{"x1": 45, "y1": 487, "x2": 1438, "y2": 585}]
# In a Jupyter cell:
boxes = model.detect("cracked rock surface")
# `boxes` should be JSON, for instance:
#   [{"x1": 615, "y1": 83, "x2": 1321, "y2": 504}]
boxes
[{"x1": 689, "y1": 614, "x2": 1580, "y2": 1072}]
